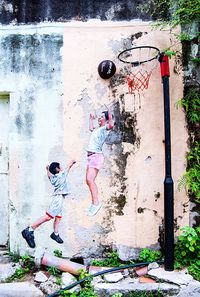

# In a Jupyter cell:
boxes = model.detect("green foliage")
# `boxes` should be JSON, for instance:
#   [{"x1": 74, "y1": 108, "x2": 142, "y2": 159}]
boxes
[
  {"x1": 188, "y1": 260, "x2": 200, "y2": 281},
  {"x1": 192, "y1": 57, "x2": 200, "y2": 65},
  {"x1": 21, "y1": 254, "x2": 35, "y2": 270},
  {"x1": 56, "y1": 276, "x2": 62, "y2": 285},
  {"x1": 47, "y1": 266, "x2": 61, "y2": 277},
  {"x1": 91, "y1": 251, "x2": 134, "y2": 267},
  {"x1": 175, "y1": 226, "x2": 200, "y2": 270},
  {"x1": 177, "y1": 87, "x2": 200, "y2": 203},
  {"x1": 59, "y1": 269, "x2": 97, "y2": 297},
  {"x1": 178, "y1": 88, "x2": 200, "y2": 124},
  {"x1": 178, "y1": 141, "x2": 200, "y2": 203},
  {"x1": 91, "y1": 251, "x2": 122, "y2": 267},
  {"x1": 176, "y1": 32, "x2": 193, "y2": 41},
  {"x1": 6, "y1": 267, "x2": 29, "y2": 282},
  {"x1": 164, "y1": 50, "x2": 176, "y2": 58},
  {"x1": 5, "y1": 253, "x2": 36, "y2": 282},
  {"x1": 149, "y1": 0, "x2": 200, "y2": 26},
  {"x1": 54, "y1": 249, "x2": 63, "y2": 258},
  {"x1": 7, "y1": 251, "x2": 21, "y2": 263},
  {"x1": 171, "y1": 0, "x2": 200, "y2": 26},
  {"x1": 138, "y1": 248, "x2": 162, "y2": 262}
]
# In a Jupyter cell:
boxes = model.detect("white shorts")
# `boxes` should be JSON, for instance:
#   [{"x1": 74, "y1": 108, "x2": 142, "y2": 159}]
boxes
[{"x1": 46, "y1": 194, "x2": 66, "y2": 219}]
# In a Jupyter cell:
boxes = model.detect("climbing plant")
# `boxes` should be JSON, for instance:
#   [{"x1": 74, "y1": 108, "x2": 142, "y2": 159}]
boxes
[{"x1": 144, "y1": 0, "x2": 200, "y2": 204}]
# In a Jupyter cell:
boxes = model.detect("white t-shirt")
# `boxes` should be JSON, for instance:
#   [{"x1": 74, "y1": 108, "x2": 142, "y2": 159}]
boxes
[
  {"x1": 87, "y1": 126, "x2": 110, "y2": 153},
  {"x1": 49, "y1": 169, "x2": 70, "y2": 195}
]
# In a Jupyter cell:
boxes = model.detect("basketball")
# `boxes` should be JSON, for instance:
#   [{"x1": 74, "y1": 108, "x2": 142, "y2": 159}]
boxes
[{"x1": 98, "y1": 60, "x2": 116, "y2": 79}]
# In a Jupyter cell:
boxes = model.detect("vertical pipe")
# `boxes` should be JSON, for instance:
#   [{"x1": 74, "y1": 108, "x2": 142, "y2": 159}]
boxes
[{"x1": 160, "y1": 54, "x2": 174, "y2": 271}]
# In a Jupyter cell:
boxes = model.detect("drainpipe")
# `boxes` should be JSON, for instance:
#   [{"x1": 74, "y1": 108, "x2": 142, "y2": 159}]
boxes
[
  {"x1": 34, "y1": 248, "x2": 111, "y2": 275},
  {"x1": 159, "y1": 53, "x2": 174, "y2": 271}
]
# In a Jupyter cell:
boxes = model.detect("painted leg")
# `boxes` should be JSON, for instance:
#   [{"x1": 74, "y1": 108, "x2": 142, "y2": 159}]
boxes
[
  {"x1": 53, "y1": 217, "x2": 61, "y2": 234},
  {"x1": 86, "y1": 167, "x2": 102, "y2": 216},
  {"x1": 31, "y1": 214, "x2": 52, "y2": 230},
  {"x1": 86, "y1": 167, "x2": 99, "y2": 205}
]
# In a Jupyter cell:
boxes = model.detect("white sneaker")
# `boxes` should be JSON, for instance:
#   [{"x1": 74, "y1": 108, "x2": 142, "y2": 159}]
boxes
[{"x1": 87, "y1": 203, "x2": 102, "y2": 216}]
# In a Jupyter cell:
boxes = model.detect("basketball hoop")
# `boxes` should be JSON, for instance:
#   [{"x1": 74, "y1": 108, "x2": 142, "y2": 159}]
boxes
[{"x1": 118, "y1": 46, "x2": 160, "y2": 94}]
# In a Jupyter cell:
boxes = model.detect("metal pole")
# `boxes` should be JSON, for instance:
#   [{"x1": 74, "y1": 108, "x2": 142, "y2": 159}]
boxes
[{"x1": 159, "y1": 54, "x2": 174, "y2": 271}]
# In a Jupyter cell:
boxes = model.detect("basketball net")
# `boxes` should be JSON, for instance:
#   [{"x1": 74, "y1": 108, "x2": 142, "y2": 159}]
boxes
[
  {"x1": 126, "y1": 59, "x2": 158, "y2": 94},
  {"x1": 118, "y1": 46, "x2": 160, "y2": 112},
  {"x1": 124, "y1": 59, "x2": 158, "y2": 112}
]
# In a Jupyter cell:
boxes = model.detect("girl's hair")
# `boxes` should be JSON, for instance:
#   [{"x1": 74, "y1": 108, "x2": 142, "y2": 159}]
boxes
[
  {"x1": 102, "y1": 111, "x2": 109, "y2": 121},
  {"x1": 49, "y1": 162, "x2": 60, "y2": 175}
]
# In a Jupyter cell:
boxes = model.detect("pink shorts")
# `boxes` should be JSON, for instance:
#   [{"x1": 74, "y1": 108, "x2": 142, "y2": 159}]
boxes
[{"x1": 87, "y1": 153, "x2": 104, "y2": 170}]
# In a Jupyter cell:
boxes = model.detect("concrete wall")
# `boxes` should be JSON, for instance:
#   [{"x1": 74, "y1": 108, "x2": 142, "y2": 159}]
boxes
[
  {"x1": 0, "y1": 21, "x2": 188, "y2": 259},
  {"x1": 0, "y1": 0, "x2": 152, "y2": 24}
]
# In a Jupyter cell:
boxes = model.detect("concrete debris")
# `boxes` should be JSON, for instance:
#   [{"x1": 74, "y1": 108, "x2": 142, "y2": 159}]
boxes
[
  {"x1": 34, "y1": 271, "x2": 48, "y2": 283},
  {"x1": 0, "y1": 249, "x2": 200, "y2": 296},
  {"x1": 103, "y1": 272, "x2": 124, "y2": 283},
  {"x1": 148, "y1": 261, "x2": 160, "y2": 271},
  {"x1": 0, "y1": 262, "x2": 21, "y2": 282},
  {"x1": 61, "y1": 272, "x2": 81, "y2": 292},
  {"x1": 0, "y1": 282, "x2": 44, "y2": 297},
  {"x1": 148, "y1": 267, "x2": 194, "y2": 285}
]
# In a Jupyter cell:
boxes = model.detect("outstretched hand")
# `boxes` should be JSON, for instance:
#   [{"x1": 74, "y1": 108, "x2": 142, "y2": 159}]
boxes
[
  {"x1": 68, "y1": 160, "x2": 76, "y2": 168},
  {"x1": 89, "y1": 113, "x2": 96, "y2": 120}
]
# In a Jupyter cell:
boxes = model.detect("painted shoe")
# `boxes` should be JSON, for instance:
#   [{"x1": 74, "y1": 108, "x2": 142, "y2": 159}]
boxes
[
  {"x1": 50, "y1": 232, "x2": 64, "y2": 244},
  {"x1": 21, "y1": 227, "x2": 36, "y2": 248},
  {"x1": 87, "y1": 203, "x2": 102, "y2": 216}
]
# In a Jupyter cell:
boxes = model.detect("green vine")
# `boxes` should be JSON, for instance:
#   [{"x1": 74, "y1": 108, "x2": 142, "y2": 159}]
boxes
[{"x1": 177, "y1": 88, "x2": 200, "y2": 203}]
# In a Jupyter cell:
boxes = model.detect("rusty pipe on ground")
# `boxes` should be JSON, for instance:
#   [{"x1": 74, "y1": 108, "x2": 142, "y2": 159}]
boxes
[
  {"x1": 34, "y1": 248, "x2": 109, "y2": 275},
  {"x1": 41, "y1": 252, "x2": 85, "y2": 275}
]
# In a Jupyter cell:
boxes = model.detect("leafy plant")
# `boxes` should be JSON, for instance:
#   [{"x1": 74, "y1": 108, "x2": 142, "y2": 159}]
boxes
[
  {"x1": 177, "y1": 88, "x2": 200, "y2": 124},
  {"x1": 56, "y1": 276, "x2": 62, "y2": 285},
  {"x1": 138, "y1": 248, "x2": 162, "y2": 262},
  {"x1": 60, "y1": 269, "x2": 97, "y2": 297},
  {"x1": 178, "y1": 141, "x2": 200, "y2": 203},
  {"x1": 175, "y1": 226, "x2": 200, "y2": 268},
  {"x1": 47, "y1": 266, "x2": 61, "y2": 277},
  {"x1": 165, "y1": 50, "x2": 176, "y2": 58},
  {"x1": 7, "y1": 251, "x2": 21, "y2": 263},
  {"x1": 91, "y1": 251, "x2": 120, "y2": 267},
  {"x1": 6, "y1": 267, "x2": 29, "y2": 282},
  {"x1": 188, "y1": 260, "x2": 200, "y2": 281},
  {"x1": 91, "y1": 251, "x2": 134, "y2": 267},
  {"x1": 176, "y1": 32, "x2": 193, "y2": 42},
  {"x1": 54, "y1": 249, "x2": 63, "y2": 258},
  {"x1": 191, "y1": 57, "x2": 200, "y2": 65},
  {"x1": 176, "y1": 87, "x2": 200, "y2": 204},
  {"x1": 21, "y1": 254, "x2": 35, "y2": 270}
]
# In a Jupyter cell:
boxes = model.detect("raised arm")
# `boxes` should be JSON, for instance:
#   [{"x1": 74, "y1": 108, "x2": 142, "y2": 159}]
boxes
[
  {"x1": 67, "y1": 160, "x2": 76, "y2": 171},
  {"x1": 46, "y1": 165, "x2": 52, "y2": 179},
  {"x1": 89, "y1": 113, "x2": 95, "y2": 131},
  {"x1": 106, "y1": 110, "x2": 114, "y2": 130}
]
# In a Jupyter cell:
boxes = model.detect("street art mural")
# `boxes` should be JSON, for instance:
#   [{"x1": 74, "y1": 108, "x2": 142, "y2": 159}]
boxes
[{"x1": 0, "y1": 1, "x2": 188, "y2": 261}]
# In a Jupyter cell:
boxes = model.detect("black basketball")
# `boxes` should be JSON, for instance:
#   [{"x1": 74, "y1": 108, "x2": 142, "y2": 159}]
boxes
[{"x1": 98, "y1": 60, "x2": 116, "y2": 79}]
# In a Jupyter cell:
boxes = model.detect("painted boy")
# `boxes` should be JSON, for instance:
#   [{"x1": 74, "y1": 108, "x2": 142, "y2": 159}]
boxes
[{"x1": 22, "y1": 160, "x2": 76, "y2": 248}]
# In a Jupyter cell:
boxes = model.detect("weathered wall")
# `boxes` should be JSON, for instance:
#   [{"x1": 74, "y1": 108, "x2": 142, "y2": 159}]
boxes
[
  {"x1": 0, "y1": 0, "x2": 151, "y2": 24},
  {"x1": 0, "y1": 20, "x2": 188, "y2": 258}
]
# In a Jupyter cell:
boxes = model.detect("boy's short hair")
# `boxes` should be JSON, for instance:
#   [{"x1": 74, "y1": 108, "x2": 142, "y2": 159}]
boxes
[{"x1": 49, "y1": 162, "x2": 60, "y2": 175}]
